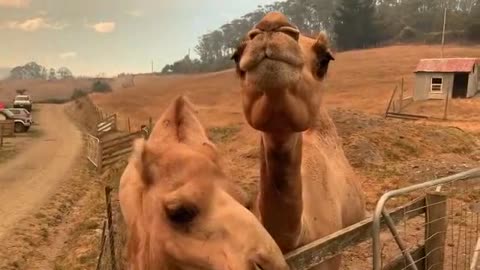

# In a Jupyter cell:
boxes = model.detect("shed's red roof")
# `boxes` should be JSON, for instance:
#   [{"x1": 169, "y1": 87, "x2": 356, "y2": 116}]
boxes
[{"x1": 414, "y1": 58, "x2": 479, "y2": 73}]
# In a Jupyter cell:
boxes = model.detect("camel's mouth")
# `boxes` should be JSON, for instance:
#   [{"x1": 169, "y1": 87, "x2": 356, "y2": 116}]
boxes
[
  {"x1": 238, "y1": 44, "x2": 304, "y2": 73},
  {"x1": 239, "y1": 49, "x2": 303, "y2": 72}
]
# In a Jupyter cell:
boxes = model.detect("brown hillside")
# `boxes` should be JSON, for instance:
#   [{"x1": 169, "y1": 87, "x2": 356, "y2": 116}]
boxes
[
  {"x1": 90, "y1": 44, "x2": 480, "y2": 206},
  {"x1": 92, "y1": 44, "x2": 480, "y2": 120}
]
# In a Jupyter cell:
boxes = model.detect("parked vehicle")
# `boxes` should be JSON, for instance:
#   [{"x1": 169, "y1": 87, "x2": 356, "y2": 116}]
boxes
[
  {"x1": 0, "y1": 109, "x2": 32, "y2": 133},
  {"x1": 5, "y1": 108, "x2": 33, "y2": 124},
  {"x1": 13, "y1": 95, "x2": 33, "y2": 112}
]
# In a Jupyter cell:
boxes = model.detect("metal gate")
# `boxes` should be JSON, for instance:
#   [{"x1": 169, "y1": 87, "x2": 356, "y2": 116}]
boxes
[
  {"x1": 372, "y1": 168, "x2": 480, "y2": 270},
  {"x1": 86, "y1": 133, "x2": 100, "y2": 168}
]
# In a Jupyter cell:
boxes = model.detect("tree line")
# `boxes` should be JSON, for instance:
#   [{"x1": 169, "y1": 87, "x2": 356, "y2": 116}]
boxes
[
  {"x1": 8, "y1": 62, "x2": 74, "y2": 80},
  {"x1": 162, "y1": 0, "x2": 480, "y2": 74}
]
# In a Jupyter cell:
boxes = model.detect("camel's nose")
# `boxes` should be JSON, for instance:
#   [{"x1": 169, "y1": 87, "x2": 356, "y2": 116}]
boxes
[
  {"x1": 248, "y1": 28, "x2": 263, "y2": 40},
  {"x1": 247, "y1": 26, "x2": 299, "y2": 42}
]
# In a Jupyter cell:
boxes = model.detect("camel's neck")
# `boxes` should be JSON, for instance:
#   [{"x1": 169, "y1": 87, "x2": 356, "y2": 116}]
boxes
[
  {"x1": 258, "y1": 131, "x2": 303, "y2": 252},
  {"x1": 257, "y1": 108, "x2": 339, "y2": 252}
]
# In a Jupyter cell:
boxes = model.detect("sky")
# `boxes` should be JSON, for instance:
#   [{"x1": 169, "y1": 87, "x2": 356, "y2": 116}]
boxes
[{"x1": 0, "y1": 0, "x2": 277, "y2": 77}]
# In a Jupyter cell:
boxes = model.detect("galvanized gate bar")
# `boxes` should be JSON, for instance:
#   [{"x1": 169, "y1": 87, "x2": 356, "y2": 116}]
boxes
[
  {"x1": 372, "y1": 168, "x2": 480, "y2": 270},
  {"x1": 382, "y1": 209, "x2": 419, "y2": 270},
  {"x1": 285, "y1": 197, "x2": 426, "y2": 269},
  {"x1": 470, "y1": 237, "x2": 480, "y2": 270}
]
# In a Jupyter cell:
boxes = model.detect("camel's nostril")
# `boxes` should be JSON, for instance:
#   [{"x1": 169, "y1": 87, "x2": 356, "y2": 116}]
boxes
[
  {"x1": 254, "y1": 263, "x2": 265, "y2": 270},
  {"x1": 248, "y1": 29, "x2": 262, "y2": 40},
  {"x1": 278, "y1": 26, "x2": 300, "y2": 42}
]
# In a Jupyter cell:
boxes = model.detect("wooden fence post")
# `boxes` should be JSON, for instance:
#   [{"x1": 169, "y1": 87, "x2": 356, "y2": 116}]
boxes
[
  {"x1": 385, "y1": 86, "x2": 398, "y2": 118},
  {"x1": 127, "y1": 117, "x2": 131, "y2": 133},
  {"x1": 424, "y1": 192, "x2": 448, "y2": 270},
  {"x1": 105, "y1": 186, "x2": 117, "y2": 270},
  {"x1": 0, "y1": 125, "x2": 3, "y2": 148},
  {"x1": 97, "y1": 138, "x2": 103, "y2": 173},
  {"x1": 95, "y1": 220, "x2": 107, "y2": 270},
  {"x1": 400, "y1": 77, "x2": 404, "y2": 111}
]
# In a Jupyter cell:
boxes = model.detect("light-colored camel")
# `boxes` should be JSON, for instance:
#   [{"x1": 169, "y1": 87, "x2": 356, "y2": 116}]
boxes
[
  {"x1": 118, "y1": 96, "x2": 289, "y2": 270},
  {"x1": 231, "y1": 12, "x2": 366, "y2": 269}
]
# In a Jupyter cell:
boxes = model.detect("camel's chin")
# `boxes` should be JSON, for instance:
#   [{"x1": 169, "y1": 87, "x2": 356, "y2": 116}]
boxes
[{"x1": 244, "y1": 59, "x2": 301, "y2": 92}]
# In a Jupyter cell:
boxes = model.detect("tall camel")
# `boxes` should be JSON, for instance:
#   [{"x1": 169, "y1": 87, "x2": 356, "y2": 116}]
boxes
[
  {"x1": 231, "y1": 12, "x2": 366, "y2": 269},
  {"x1": 118, "y1": 96, "x2": 289, "y2": 270}
]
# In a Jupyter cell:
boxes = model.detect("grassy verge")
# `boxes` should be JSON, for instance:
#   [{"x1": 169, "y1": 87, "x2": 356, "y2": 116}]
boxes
[{"x1": 54, "y1": 161, "x2": 128, "y2": 270}]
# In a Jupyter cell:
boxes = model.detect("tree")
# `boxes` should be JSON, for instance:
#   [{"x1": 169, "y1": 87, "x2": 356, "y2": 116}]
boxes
[
  {"x1": 9, "y1": 62, "x2": 48, "y2": 80},
  {"x1": 161, "y1": 0, "x2": 477, "y2": 74},
  {"x1": 57, "y1": 67, "x2": 73, "y2": 79},
  {"x1": 466, "y1": 1, "x2": 480, "y2": 41},
  {"x1": 16, "y1": 89, "x2": 27, "y2": 95},
  {"x1": 333, "y1": 0, "x2": 380, "y2": 50},
  {"x1": 92, "y1": 80, "x2": 112, "y2": 93},
  {"x1": 49, "y1": 68, "x2": 57, "y2": 80}
]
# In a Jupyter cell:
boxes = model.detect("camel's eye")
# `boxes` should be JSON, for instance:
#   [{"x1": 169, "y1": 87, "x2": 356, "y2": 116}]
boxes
[{"x1": 165, "y1": 204, "x2": 199, "y2": 224}]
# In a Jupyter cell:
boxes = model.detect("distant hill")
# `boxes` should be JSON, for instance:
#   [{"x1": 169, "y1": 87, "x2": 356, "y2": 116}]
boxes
[{"x1": 0, "y1": 67, "x2": 10, "y2": 79}]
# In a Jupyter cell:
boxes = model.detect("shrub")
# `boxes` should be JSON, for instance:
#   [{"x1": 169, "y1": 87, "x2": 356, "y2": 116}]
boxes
[
  {"x1": 91, "y1": 80, "x2": 112, "y2": 93},
  {"x1": 71, "y1": 88, "x2": 87, "y2": 100}
]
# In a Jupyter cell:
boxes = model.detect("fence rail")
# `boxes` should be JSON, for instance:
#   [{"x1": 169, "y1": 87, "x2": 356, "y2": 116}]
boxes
[
  {"x1": 286, "y1": 197, "x2": 427, "y2": 269},
  {"x1": 98, "y1": 114, "x2": 117, "y2": 137},
  {"x1": 101, "y1": 131, "x2": 143, "y2": 169}
]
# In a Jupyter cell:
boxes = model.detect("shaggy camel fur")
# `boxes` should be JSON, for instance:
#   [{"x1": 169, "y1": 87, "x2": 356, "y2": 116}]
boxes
[
  {"x1": 119, "y1": 96, "x2": 289, "y2": 270},
  {"x1": 231, "y1": 12, "x2": 366, "y2": 269}
]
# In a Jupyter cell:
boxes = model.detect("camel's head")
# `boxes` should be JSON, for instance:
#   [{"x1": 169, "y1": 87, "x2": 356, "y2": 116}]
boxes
[
  {"x1": 232, "y1": 12, "x2": 334, "y2": 133},
  {"x1": 119, "y1": 96, "x2": 288, "y2": 270}
]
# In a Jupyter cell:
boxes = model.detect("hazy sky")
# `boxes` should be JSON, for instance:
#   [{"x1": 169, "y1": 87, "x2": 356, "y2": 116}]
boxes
[{"x1": 0, "y1": 0, "x2": 277, "y2": 76}]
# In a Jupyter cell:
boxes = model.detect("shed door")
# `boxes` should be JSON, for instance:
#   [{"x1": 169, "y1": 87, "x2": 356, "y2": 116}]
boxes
[{"x1": 452, "y1": 73, "x2": 469, "y2": 98}]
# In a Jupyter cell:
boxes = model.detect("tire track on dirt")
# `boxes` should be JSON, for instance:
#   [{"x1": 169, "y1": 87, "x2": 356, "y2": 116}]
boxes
[{"x1": 0, "y1": 104, "x2": 83, "y2": 238}]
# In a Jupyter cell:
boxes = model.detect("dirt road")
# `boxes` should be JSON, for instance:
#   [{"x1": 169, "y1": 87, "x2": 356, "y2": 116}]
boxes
[{"x1": 0, "y1": 104, "x2": 82, "y2": 238}]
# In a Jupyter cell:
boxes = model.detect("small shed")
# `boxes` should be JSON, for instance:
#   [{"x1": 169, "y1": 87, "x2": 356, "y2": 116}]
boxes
[{"x1": 413, "y1": 58, "x2": 480, "y2": 101}]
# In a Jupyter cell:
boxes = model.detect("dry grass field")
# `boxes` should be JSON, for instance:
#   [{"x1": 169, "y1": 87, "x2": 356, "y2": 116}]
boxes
[
  {"x1": 0, "y1": 78, "x2": 94, "y2": 103},
  {"x1": 91, "y1": 44, "x2": 480, "y2": 119}
]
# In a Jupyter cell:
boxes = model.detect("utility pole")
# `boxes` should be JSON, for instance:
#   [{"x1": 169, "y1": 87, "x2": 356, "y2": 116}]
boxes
[
  {"x1": 441, "y1": 7, "x2": 447, "y2": 58},
  {"x1": 442, "y1": 6, "x2": 449, "y2": 120}
]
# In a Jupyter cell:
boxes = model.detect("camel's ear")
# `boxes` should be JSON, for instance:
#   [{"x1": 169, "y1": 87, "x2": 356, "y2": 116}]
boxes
[
  {"x1": 152, "y1": 95, "x2": 211, "y2": 146},
  {"x1": 132, "y1": 138, "x2": 156, "y2": 186},
  {"x1": 231, "y1": 41, "x2": 247, "y2": 78},
  {"x1": 312, "y1": 32, "x2": 335, "y2": 79}
]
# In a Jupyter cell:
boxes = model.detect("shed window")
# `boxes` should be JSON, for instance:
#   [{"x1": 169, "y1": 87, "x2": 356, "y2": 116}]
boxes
[{"x1": 431, "y1": 77, "x2": 443, "y2": 92}]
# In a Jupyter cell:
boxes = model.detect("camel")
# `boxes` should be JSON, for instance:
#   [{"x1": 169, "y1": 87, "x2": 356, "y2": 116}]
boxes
[
  {"x1": 118, "y1": 96, "x2": 289, "y2": 270},
  {"x1": 231, "y1": 12, "x2": 366, "y2": 269}
]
